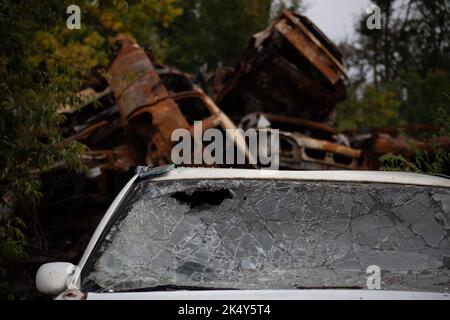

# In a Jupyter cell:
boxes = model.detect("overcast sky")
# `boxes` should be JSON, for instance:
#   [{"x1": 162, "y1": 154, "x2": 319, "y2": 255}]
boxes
[{"x1": 304, "y1": 0, "x2": 372, "y2": 42}]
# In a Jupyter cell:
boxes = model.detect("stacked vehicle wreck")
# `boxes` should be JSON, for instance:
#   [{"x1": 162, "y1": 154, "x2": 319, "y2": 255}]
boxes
[
  {"x1": 63, "y1": 36, "x2": 248, "y2": 173},
  {"x1": 62, "y1": 11, "x2": 366, "y2": 175},
  {"x1": 215, "y1": 11, "x2": 363, "y2": 170},
  {"x1": 57, "y1": 10, "x2": 450, "y2": 177},
  {"x1": 33, "y1": 11, "x2": 448, "y2": 264}
]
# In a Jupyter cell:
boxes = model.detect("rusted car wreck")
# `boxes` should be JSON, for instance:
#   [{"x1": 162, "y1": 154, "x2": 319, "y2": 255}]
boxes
[
  {"x1": 62, "y1": 11, "x2": 366, "y2": 174},
  {"x1": 213, "y1": 11, "x2": 364, "y2": 170},
  {"x1": 58, "y1": 10, "x2": 449, "y2": 176},
  {"x1": 215, "y1": 11, "x2": 347, "y2": 122},
  {"x1": 62, "y1": 36, "x2": 252, "y2": 174}
]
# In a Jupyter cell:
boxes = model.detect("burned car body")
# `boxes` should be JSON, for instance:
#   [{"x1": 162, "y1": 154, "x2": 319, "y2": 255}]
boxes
[
  {"x1": 108, "y1": 36, "x2": 250, "y2": 168},
  {"x1": 59, "y1": 36, "x2": 251, "y2": 171},
  {"x1": 36, "y1": 167, "x2": 450, "y2": 300},
  {"x1": 207, "y1": 11, "x2": 364, "y2": 171},
  {"x1": 215, "y1": 11, "x2": 348, "y2": 123},
  {"x1": 278, "y1": 131, "x2": 364, "y2": 170},
  {"x1": 239, "y1": 113, "x2": 366, "y2": 170},
  {"x1": 349, "y1": 131, "x2": 450, "y2": 172}
]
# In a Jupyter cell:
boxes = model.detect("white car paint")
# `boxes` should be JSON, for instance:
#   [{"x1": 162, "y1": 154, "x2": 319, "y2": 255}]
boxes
[
  {"x1": 86, "y1": 289, "x2": 450, "y2": 300},
  {"x1": 149, "y1": 167, "x2": 450, "y2": 187}
]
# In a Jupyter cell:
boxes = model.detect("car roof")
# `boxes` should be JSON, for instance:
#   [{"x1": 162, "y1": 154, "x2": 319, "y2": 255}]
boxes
[{"x1": 148, "y1": 167, "x2": 450, "y2": 188}]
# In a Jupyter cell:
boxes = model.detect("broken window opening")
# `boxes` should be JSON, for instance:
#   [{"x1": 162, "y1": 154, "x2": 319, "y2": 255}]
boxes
[
  {"x1": 171, "y1": 189, "x2": 234, "y2": 209},
  {"x1": 176, "y1": 97, "x2": 212, "y2": 125}
]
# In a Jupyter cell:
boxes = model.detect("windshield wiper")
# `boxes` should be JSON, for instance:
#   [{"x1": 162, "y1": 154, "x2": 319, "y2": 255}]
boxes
[{"x1": 109, "y1": 284, "x2": 239, "y2": 293}]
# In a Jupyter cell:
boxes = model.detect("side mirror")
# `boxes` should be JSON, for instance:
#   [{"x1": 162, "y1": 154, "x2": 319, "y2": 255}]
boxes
[{"x1": 36, "y1": 262, "x2": 76, "y2": 295}]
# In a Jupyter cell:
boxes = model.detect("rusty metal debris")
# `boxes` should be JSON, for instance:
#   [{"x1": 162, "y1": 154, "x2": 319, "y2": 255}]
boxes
[
  {"x1": 238, "y1": 112, "x2": 366, "y2": 170},
  {"x1": 215, "y1": 11, "x2": 347, "y2": 123},
  {"x1": 60, "y1": 36, "x2": 250, "y2": 173},
  {"x1": 205, "y1": 10, "x2": 367, "y2": 170},
  {"x1": 54, "y1": 11, "x2": 450, "y2": 184},
  {"x1": 278, "y1": 132, "x2": 364, "y2": 170},
  {"x1": 349, "y1": 131, "x2": 450, "y2": 170},
  {"x1": 51, "y1": 10, "x2": 450, "y2": 187}
]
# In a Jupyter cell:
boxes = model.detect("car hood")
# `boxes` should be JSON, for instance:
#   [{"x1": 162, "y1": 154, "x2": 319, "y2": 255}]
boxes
[{"x1": 80, "y1": 289, "x2": 450, "y2": 300}]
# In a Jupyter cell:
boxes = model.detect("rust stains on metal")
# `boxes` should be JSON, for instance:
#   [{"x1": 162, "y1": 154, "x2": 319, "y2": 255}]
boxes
[
  {"x1": 57, "y1": 17, "x2": 448, "y2": 175},
  {"x1": 109, "y1": 37, "x2": 173, "y2": 122},
  {"x1": 215, "y1": 10, "x2": 348, "y2": 123},
  {"x1": 63, "y1": 36, "x2": 252, "y2": 169},
  {"x1": 279, "y1": 132, "x2": 364, "y2": 170},
  {"x1": 108, "y1": 37, "x2": 191, "y2": 165},
  {"x1": 58, "y1": 14, "x2": 357, "y2": 174},
  {"x1": 275, "y1": 11, "x2": 347, "y2": 85},
  {"x1": 239, "y1": 112, "x2": 365, "y2": 170}
]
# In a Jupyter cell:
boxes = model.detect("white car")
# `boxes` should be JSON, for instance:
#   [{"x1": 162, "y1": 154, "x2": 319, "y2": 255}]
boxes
[{"x1": 36, "y1": 166, "x2": 450, "y2": 300}]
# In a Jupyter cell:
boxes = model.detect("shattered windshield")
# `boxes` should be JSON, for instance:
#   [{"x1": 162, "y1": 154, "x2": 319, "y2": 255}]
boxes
[{"x1": 82, "y1": 179, "x2": 450, "y2": 293}]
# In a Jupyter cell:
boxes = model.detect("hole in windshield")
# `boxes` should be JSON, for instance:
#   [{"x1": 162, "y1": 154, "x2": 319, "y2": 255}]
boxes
[{"x1": 171, "y1": 189, "x2": 233, "y2": 209}]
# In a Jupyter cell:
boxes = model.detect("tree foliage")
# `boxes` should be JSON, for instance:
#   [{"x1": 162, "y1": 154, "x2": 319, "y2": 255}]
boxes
[
  {"x1": 335, "y1": 84, "x2": 403, "y2": 131},
  {"x1": 337, "y1": 0, "x2": 450, "y2": 128},
  {"x1": 0, "y1": 0, "x2": 183, "y2": 298},
  {"x1": 162, "y1": 0, "x2": 271, "y2": 73},
  {"x1": 350, "y1": 0, "x2": 450, "y2": 85},
  {"x1": 380, "y1": 106, "x2": 450, "y2": 174},
  {"x1": 162, "y1": 0, "x2": 303, "y2": 73}
]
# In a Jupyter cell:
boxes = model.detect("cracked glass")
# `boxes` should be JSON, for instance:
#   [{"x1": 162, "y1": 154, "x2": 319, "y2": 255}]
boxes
[{"x1": 82, "y1": 179, "x2": 450, "y2": 293}]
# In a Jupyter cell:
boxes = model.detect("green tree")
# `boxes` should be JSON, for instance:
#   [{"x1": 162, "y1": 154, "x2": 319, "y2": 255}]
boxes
[
  {"x1": 33, "y1": 0, "x2": 183, "y2": 75},
  {"x1": 0, "y1": 0, "x2": 83, "y2": 299},
  {"x1": 340, "y1": 0, "x2": 450, "y2": 125},
  {"x1": 0, "y1": 0, "x2": 182, "y2": 299},
  {"x1": 162, "y1": 0, "x2": 303, "y2": 73},
  {"x1": 380, "y1": 106, "x2": 450, "y2": 175},
  {"x1": 335, "y1": 84, "x2": 403, "y2": 131},
  {"x1": 399, "y1": 69, "x2": 450, "y2": 124}
]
